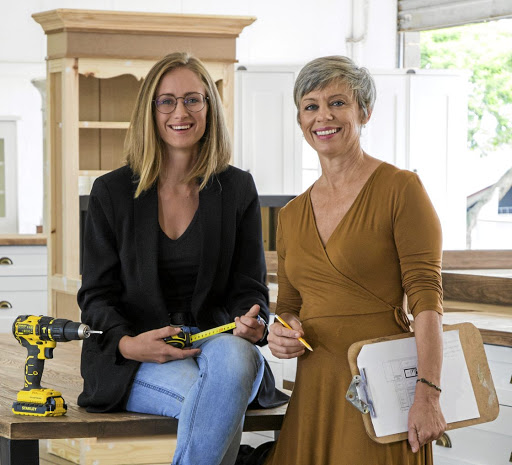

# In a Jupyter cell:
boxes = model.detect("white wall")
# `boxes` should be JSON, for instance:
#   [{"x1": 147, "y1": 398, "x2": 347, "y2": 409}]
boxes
[
  {"x1": 1, "y1": 0, "x2": 397, "y2": 233},
  {"x1": 0, "y1": 63, "x2": 45, "y2": 234}
]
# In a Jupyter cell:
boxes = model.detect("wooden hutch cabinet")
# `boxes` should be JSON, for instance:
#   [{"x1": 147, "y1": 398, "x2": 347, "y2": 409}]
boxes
[{"x1": 33, "y1": 9, "x2": 255, "y2": 320}]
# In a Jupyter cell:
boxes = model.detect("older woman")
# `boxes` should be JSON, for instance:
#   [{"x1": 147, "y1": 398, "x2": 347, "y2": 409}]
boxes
[
  {"x1": 265, "y1": 56, "x2": 446, "y2": 464},
  {"x1": 78, "y1": 52, "x2": 287, "y2": 465}
]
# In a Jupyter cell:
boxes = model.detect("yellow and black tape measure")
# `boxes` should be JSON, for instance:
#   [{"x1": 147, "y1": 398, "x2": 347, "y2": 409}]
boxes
[{"x1": 164, "y1": 322, "x2": 237, "y2": 348}]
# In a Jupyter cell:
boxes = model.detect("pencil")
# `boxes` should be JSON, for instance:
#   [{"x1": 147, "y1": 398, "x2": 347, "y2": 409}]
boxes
[{"x1": 275, "y1": 315, "x2": 313, "y2": 351}]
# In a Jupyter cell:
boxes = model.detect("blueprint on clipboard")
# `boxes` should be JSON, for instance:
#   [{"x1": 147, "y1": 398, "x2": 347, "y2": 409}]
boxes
[{"x1": 357, "y1": 330, "x2": 480, "y2": 437}]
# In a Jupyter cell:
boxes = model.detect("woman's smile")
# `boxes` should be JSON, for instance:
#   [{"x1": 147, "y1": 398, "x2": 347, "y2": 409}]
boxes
[{"x1": 313, "y1": 127, "x2": 341, "y2": 138}]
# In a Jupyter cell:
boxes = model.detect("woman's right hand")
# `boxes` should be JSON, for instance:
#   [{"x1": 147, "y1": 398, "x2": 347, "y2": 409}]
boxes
[
  {"x1": 118, "y1": 326, "x2": 201, "y2": 363},
  {"x1": 267, "y1": 313, "x2": 306, "y2": 359}
]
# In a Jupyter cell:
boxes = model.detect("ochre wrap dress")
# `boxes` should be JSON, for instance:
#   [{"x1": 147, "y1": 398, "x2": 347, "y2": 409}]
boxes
[{"x1": 265, "y1": 162, "x2": 444, "y2": 465}]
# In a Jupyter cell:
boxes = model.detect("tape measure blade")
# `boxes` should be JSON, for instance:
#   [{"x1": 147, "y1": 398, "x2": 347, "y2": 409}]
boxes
[{"x1": 190, "y1": 322, "x2": 237, "y2": 343}]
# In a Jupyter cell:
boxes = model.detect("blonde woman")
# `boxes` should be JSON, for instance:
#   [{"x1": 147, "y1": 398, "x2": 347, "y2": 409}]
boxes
[{"x1": 78, "y1": 52, "x2": 287, "y2": 465}]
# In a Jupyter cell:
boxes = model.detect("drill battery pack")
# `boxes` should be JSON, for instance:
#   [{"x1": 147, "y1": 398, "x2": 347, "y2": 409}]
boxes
[{"x1": 12, "y1": 388, "x2": 67, "y2": 416}]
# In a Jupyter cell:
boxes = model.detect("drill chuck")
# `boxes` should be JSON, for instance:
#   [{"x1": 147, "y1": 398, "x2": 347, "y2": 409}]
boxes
[{"x1": 51, "y1": 320, "x2": 92, "y2": 341}]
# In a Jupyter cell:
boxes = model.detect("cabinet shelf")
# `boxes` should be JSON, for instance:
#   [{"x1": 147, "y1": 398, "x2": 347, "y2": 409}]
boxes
[
  {"x1": 79, "y1": 121, "x2": 130, "y2": 129},
  {"x1": 79, "y1": 170, "x2": 109, "y2": 177}
]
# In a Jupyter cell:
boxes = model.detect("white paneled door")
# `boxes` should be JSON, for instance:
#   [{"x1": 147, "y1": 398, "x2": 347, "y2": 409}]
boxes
[
  {"x1": 363, "y1": 70, "x2": 468, "y2": 250},
  {"x1": 235, "y1": 67, "x2": 302, "y2": 195}
]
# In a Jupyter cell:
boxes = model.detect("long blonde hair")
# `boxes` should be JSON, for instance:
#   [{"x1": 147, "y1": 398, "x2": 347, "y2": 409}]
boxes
[{"x1": 125, "y1": 52, "x2": 231, "y2": 197}]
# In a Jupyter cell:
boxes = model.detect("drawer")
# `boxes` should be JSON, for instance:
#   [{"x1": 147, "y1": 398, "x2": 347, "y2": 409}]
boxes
[
  {"x1": 0, "y1": 245, "x2": 47, "y2": 276},
  {"x1": 433, "y1": 405, "x2": 512, "y2": 464},
  {"x1": 485, "y1": 344, "x2": 512, "y2": 407},
  {"x1": 0, "y1": 276, "x2": 47, "y2": 291},
  {"x1": 0, "y1": 290, "x2": 48, "y2": 333}
]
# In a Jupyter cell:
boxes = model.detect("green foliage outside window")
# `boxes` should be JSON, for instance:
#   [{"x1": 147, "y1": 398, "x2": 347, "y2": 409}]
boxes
[{"x1": 421, "y1": 20, "x2": 512, "y2": 154}]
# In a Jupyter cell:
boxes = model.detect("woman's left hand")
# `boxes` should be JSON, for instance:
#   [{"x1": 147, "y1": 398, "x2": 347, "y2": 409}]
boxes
[
  {"x1": 233, "y1": 304, "x2": 266, "y2": 343},
  {"x1": 407, "y1": 383, "x2": 447, "y2": 453}
]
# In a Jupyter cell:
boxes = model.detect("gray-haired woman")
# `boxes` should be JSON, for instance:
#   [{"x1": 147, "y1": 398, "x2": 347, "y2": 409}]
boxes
[{"x1": 264, "y1": 55, "x2": 446, "y2": 465}]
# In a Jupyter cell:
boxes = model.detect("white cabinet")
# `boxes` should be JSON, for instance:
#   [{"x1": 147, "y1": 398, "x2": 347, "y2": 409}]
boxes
[
  {"x1": 433, "y1": 344, "x2": 512, "y2": 465},
  {"x1": 363, "y1": 70, "x2": 468, "y2": 250},
  {"x1": 0, "y1": 245, "x2": 47, "y2": 332},
  {"x1": 235, "y1": 66, "x2": 303, "y2": 195}
]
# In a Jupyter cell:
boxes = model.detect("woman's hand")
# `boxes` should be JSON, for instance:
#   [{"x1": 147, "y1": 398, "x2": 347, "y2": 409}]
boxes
[
  {"x1": 408, "y1": 383, "x2": 447, "y2": 453},
  {"x1": 267, "y1": 312, "x2": 306, "y2": 359},
  {"x1": 408, "y1": 310, "x2": 446, "y2": 452},
  {"x1": 233, "y1": 304, "x2": 266, "y2": 343},
  {"x1": 118, "y1": 326, "x2": 201, "y2": 364}
]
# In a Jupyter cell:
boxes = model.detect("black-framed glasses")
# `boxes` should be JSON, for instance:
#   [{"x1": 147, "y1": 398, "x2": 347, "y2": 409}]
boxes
[{"x1": 153, "y1": 92, "x2": 208, "y2": 114}]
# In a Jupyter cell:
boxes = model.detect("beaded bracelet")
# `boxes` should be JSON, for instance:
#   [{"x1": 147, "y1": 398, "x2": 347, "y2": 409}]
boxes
[{"x1": 416, "y1": 377, "x2": 442, "y2": 392}]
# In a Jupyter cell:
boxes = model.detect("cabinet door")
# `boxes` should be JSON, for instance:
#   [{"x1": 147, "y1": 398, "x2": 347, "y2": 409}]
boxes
[
  {"x1": 362, "y1": 72, "x2": 408, "y2": 168},
  {"x1": 485, "y1": 344, "x2": 512, "y2": 407},
  {"x1": 408, "y1": 73, "x2": 468, "y2": 249},
  {"x1": 433, "y1": 406, "x2": 512, "y2": 465},
  {"x1": 0, "y1": 120, "x2": 18, "y2": 233},
  {"x1": 364, "y1": 71, "x2": 468, "y2": 250},
  {"x1": 235, "y1": 68, "x2": 301, "y2": 195}
]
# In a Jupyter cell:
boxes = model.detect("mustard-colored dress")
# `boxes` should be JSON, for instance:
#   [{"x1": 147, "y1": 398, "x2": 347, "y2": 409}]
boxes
[{"x1": 265, "y1": 163, "x2": 444, "y2": 465}]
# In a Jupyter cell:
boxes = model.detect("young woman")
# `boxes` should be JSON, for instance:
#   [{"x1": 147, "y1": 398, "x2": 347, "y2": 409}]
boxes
[{"x1": 78, "y1": 52, "x2": 287, "y2": 465}]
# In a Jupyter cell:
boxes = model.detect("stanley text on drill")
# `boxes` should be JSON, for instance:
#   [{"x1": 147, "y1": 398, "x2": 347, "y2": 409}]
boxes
[{"x1": 12, "y1": 314, "x2": 102, "y2": 416}]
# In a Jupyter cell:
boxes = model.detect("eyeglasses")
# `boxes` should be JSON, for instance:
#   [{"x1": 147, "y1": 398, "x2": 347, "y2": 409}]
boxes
[{"x1": 153, "y1": 92, "x2": 208, "y2": 114}]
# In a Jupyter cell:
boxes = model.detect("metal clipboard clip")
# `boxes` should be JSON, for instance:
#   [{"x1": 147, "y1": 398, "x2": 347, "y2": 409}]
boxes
[{"x1": 345, "y1": 368, "x2": 376, "y2": 417}]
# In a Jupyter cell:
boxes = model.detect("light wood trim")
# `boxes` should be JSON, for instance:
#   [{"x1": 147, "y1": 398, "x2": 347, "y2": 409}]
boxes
[
  {"x1": 265, "y1": 251, "x2": 278, "y2": 274},
  {"x1": 79, "y1": 170, "x2": 109, "y2": 177},
  {"x1": 79, "y1": 121, "x2": 129, "y2": 129},
  {"x1": 46, "y1": 31, "x2": 237, "y2": 62},
  {"x1": 0, "y1": 235, "x2": 47, "y2": 245},
  {"x1": 443, "y1": 250, "x2": 512, "y2": 270},
  {"x1": 48, "y1": 58, "x2": 65, "y2": 73},
  {"x1": 32, "y1": 9, "x2": 256, "y2": 38},
  {"x1": 78, "y1": 58, "x2": 152, "y2": 80},
  {"x1": 222, "y1": 63, "x2": 235, "y2": 140},
  {"x1": 60, "y1": 58, "x2": 80, "y2": 281},
  {"x1": 443, "y1": 300, "x2": 512, "y2": 316},
  {"x1": 51, "y1": 274, "x2": 82, "y2": 294},
  {"x1": 55, "y1": 290, "x2": 81, "y2": 321}
]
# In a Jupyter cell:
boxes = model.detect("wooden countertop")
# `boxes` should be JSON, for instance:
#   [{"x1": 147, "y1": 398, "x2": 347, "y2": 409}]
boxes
[
  {"x1": 442, "y1": 270, "x2": 512, "y2": 306},
  {"x1": 0, "y1": 234, "x2": 47, "y2": 246},
  {"x1": 442, "y1": 300, "x2": 511, "y2": 347},
  {"x1": 0, "y1": 334, "x2": 286, "y2": 441}
]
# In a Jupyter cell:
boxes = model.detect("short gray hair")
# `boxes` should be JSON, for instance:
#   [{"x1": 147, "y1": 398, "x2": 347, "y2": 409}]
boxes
[{"x1": 293, "y1": 55, "x2": 376, "y2": 122}]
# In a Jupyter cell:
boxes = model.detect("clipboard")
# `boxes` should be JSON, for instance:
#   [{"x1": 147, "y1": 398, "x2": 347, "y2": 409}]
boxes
[{"x1": 346, "y1": 322, "x2": 499, "y2": 444}]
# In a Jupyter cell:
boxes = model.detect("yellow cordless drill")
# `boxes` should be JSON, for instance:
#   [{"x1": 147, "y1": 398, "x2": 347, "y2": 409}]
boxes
[{"x1": 12, "y1": 314, "x2": 102, "y2": 416}]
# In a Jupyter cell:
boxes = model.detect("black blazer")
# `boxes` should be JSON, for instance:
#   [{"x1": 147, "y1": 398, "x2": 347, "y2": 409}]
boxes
[{"x1": 78, "y1": 165, "x2": 288, "y2": 412}]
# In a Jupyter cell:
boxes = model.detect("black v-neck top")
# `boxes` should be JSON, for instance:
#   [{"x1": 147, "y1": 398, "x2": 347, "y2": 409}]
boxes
[{"x1": 158, "y1": 209, "x2": 201, "y2": 319}]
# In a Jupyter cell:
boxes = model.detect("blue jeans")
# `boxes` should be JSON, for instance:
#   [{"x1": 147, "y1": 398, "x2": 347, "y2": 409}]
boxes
[{"x1": 125, "y1": 330, "x2": 265, "y2": 465}]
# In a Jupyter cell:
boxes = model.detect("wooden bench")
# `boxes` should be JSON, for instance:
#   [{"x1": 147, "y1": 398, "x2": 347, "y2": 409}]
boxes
[{"x1": 0, "y1": 334, "x2": 287, "y2": 465}]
